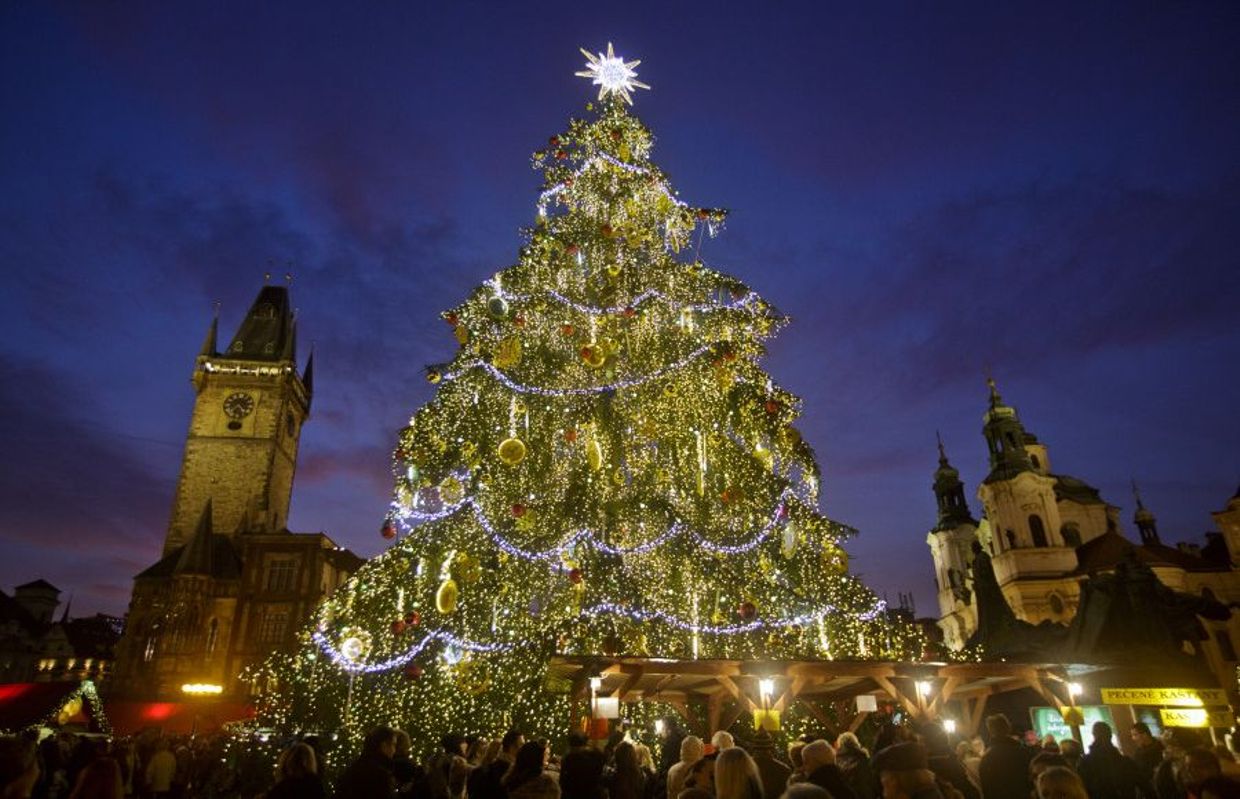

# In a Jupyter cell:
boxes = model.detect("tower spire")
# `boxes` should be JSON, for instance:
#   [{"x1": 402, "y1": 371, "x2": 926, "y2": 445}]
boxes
[
  {"x1": 932, "y1": 434, "x2": 976, "y2": 531},
  {"x1": 1132, "y1": 479, "x2": 1160, "y2": 545},
  {"x1": 199, "y1": 303, "x2": 219, "y2": 358},
  {"x1": 981, "y1": 376, "x2": 1034, "y2": 482}
]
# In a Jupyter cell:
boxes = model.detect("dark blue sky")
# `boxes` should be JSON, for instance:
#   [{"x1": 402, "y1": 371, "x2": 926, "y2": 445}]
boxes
[{"x1": 2, "y1": 2, "x2": 1237, "y2": 617}]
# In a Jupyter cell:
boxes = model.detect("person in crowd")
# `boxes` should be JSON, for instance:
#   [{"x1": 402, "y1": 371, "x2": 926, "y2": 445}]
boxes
[
  {"x1": 391, "y1": 730, "x2": 421, "y2": 797},
  {"x1": 333, "y1": 725, "x2": 397, "y2": 799},
  {"x1": 424, "y1": 734, "x2": 471, "y2": 799},
  {"x1": 632, "y1": 742, "x2": 656, "y2": 781},
  {"x1": 715, "y1": 747, "x2": 763, "y2": 799},
  {"x1": 560, "y1": 732, "x2": 605, "y2": 799},
  {"x1": 503, "y1": 741, "x2": 559, "y2": 799},
  {"x1": 1182, "y1": 748, "x2": 1234, "y2": 797},
  {"x1": 668, "y1": 736, "x2": 704, "y2": 799},
  {"x1": 1035, "y1": 766, "x2": 1088, "y2": 799},
  {"x1": 953, "y1": 741, "x2": 980, "y2": 790},
  {"x1": 799, "y1": 741, "x2": 855, "y2": 799},
  {"x1": 72, "y1": 757, "x2": 123, "y2": 799},
  {"x1": 1131, "y1": 723, "x2": 1166, "y2": 786},
  {"x1": 712, "y1": 732, "x2": 736, "y2": 754},
  {"x1": 1029, "y1": 752, "x2": 1070, "y2": 786},
  {"x1": 144, "y1": 739, "x2": 177, "y2": 799},
  {"x1": 920, "y1": 724, "x2": 978, "y2": 799},
  {"x1": 660, "y1": 720, "x2": 687, "y2": 777},
  {"x1": 834, "y1": 733, "x2": 875, "y2": 799},
  {"x1": 266, "y1": 743, "x2": 326, "y2": 799},
  {"x1": 872, "y1": 741, "x2": 945, "y2": 799},
  {"x1": 750, "y1": 731, "x2": 792, "y2": 799},
  {"x1": 978, "y1": 714, "x2": 1033, "y2": 799},
  {"x1": 779, "y1": 786, "x2": 831, "y2": 799},
  {"x1": 604, "y1": 741, "x2": 646, "y2": 799},
  {"x1": 1058, "y1": 739, "x2": 1083, "y2": 772},
  {"x1": 1040, "y1": 735, "x2": 1061, "y2": 753},
  {"x1": 1155, "y1": 728, "x2": 1203, "y2": 799},
  {"x1": 1198, "y1": 776, "x2": 1240, "y2": 799},
  {"x1": 0, "y1": 737, "x2": 40, "y2": 799},
  {"x1": 1078, "y1": 721, "x2": 1150, "y2": 799},
  {"x1": 469, "y1": 729, "x2": 524, "y2": 799},
  {"x1": 787, "y1": 741, "x2": 807, "y2": 786},
  {"x1": 683, "y1": 754, "x2": 717, "y2": 795}
]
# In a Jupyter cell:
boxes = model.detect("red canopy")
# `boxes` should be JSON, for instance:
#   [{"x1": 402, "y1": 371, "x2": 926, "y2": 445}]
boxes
[{"x1": 105, "y1": 699, "x2": 254, "y2": 736}]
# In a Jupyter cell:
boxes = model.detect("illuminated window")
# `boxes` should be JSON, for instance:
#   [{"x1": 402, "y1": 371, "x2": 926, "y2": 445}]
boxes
[
  {"x1": 266, "y1": 560, "x2": 296, "y2": 592},
  {"x1": 144, "y1": 637, "x2": 156, "y2": 662},
  {"x1": 258, "y1": 612, "x2": 288, "y2": 644},
  {"x1": 205, "y1": 618, "x2": 219, "y2": 655}
]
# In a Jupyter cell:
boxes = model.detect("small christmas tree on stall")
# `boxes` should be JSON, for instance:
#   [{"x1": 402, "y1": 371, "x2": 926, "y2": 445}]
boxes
[{"x1": 252, "y1": 45, "x2": 922, "y2": 748}]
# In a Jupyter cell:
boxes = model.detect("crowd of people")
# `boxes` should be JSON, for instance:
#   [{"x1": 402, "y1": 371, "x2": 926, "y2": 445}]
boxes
[{"x1": 3, "y1": 713, "x2": 1240, "y2": 799}]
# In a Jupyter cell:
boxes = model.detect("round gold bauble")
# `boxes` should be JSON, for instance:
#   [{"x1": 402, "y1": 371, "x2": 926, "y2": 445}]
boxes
[{"x1": 497, "y1": 437, "x2": 527, "y2": 466}]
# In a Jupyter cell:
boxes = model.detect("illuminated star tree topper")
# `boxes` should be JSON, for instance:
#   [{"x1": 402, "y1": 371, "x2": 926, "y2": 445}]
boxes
[{"x1": 575, "y1": 42, "x2": 650, "y2": 104}]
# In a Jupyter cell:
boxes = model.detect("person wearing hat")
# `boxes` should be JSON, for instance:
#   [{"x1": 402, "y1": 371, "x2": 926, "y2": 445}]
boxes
[
  {"x1": 800, "y1": 741, "x2": 857, "y2": 799},
  {"x1": 872, "y1": 742, "x2": 945, "y2": 799}
]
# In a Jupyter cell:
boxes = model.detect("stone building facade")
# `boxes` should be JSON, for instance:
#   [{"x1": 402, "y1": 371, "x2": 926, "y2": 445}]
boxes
[
  {"x1": 111, "y1": 284, "x2": 362, "y2": 700},
  {"x1": 927, "y1": 381, "x2": 1240, "y2": 687}
]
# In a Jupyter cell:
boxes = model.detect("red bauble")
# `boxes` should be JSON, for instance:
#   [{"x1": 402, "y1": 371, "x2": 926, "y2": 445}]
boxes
[
  {"x1": 580, "y1": 346, "x2": 594, "y2": 361},
  {"x1": 565, "y1": 244, "x2": 580, "y2": 255},
  {"x1": 403, "y1": 664, "x2": 424, "y2": 681},
  {"x1": 555, "y1": 149, "x2": 568, "y2": 160},
  {"x1": 696, "y1": 208, "x2": 710, "y2": 220},
  {"x1": 405, "y1": 611, "x2": 421, "y2": 626},
  {"x1": 764, "y1": 400, "x2": 780, "y2": 415},
  {"x1": 511, "y1": 503, "x2": 527, "y2": 518},
  {"x1": 738, "y1": 601, "x2": 757, "y2": 621},
  {"x1": 513, "y1": 315, "x2": 526, "y2": 328},
  {"x1": 600, "y1": 223, "x2": 615, "y2": 238},
  {"x1": 611, "y1": 129, "x2": 623, "y2": 142},
  {"x1": 445, "y1": 312, "x2": 458, "y2": 326},
  {"x1": 563, "y1": 428, "x2": 578, "y2": 443},
  {"x1": 390, "y1": 620, "x2": 407, "y2": 636},
  {"x1": 381, "y1": 520, "x2": 397, "y2": 540},
  {"x1": 561, "y1": 324, "x2": 575, "y2": 336},
  {"x1": 563, "y1": 177, "x2": 574, "y2": 187},
  {"x1": 623, "y1": 306, "x2": 636, "y2": 318},
  {"x1": 569, "y1": 568, "x2": 584, "y2": 584},
  {"x1": 549, "y1": 136, "x2": 560, "y2": 147}
]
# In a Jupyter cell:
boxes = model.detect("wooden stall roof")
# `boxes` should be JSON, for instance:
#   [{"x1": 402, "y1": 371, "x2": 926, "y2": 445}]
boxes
[{"x1": 550, "y1": 656, "x2": 1102, "y2": 736}]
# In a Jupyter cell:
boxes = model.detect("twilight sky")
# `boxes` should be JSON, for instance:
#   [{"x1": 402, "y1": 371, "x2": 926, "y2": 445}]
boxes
[{"x1": 1, "y1": 2, "x2": 1237, "y2": 618}]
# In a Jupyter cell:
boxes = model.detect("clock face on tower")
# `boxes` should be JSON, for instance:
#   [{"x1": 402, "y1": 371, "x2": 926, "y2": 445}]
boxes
[{"x1": 223, "y1": 392, "x2": 255, "y2": 420}]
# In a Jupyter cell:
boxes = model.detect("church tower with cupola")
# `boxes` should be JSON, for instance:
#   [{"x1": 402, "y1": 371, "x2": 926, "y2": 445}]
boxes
[
  {"x1": 926, "y1": 434, "x2": 981, "y2": 650},
  {"x1": 164, "y1": 283, "x2": 313, "y2": 554}
]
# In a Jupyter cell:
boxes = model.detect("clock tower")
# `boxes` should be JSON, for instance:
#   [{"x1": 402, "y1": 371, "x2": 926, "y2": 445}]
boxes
[{"x1": 164, "y1": 283, "x2": 313, "y2": 554}]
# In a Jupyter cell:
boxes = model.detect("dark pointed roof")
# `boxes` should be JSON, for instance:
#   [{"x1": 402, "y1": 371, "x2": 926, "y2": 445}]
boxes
[
  {"x1": 175, "y1": 502, "x2": 217, "y2": 575},
  {"x1": 14, "y1": 579, "x2": 60, "y2": 593},
  {"x1": 223, "y1": 285, "x2": 295, "y2": 362},
  {"x1": 302, "y1": 349, "x2": 314, "y2": 399},
  {"x1": 199, "y1": 313, "x2": 218, "y2": 358}
]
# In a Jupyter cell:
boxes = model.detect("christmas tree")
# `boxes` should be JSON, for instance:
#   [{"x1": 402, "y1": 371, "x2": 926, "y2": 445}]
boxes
[{"x1": 253, "y1": 45, "x2": 922, "y2": 748}]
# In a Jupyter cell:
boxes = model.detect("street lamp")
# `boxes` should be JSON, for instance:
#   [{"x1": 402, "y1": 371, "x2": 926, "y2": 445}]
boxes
[
  {"x1": 1068, "y1": 682, "x2": 1083, "y2": 698},
  {"x1": 943, "y1": 719, "x2": 957, "y2": 734},
  {"x1": 916, "y1": 680, "x2": 932, "y2": 698},
  {"x1": 654, "y1": 719, "x2": 665, "y2": 736},
  {"x1": 759, "y1": 678, "x2": 775, "y2": 708}
]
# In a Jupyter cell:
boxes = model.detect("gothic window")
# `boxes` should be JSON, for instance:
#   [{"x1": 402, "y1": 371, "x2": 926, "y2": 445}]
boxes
[
  {"x1": 257, "y1": 612, "x2": 288, "y2": 644},
  {"x1": 1061, "y1": 524, "x2": 1082, "y2": 548},
  {"x1": 266, "y1": 559, "x2": 296, "y2": 592},
  {"x1": 1029, "y1": 514, "x2": 1048, "y2": 547},
  {"x1": 232, "y1": 340, "x2": 244, "y2": 352},
  {"x1": 205, "y1": 618, "x2": 219, "y2": 655},
  {"x1": 143, "y1": 636, "x2": 156, "y2": 662},
  {"x1": 263, "y1": 341, "x2": 275, "y2": 354}
]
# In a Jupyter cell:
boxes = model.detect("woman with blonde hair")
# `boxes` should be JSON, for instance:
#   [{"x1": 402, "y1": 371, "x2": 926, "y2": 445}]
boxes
[
  {"x1": 667, "y1": 736, "x2": 704, "y2": 799},
  {"x1": 1035, "y1": 766, "x2": 1087, "y2": 799},
  {"x1": 267, "y1": 742, "x2": 326, "y2": 799},
  {"x1": 715, "y1": 747, "x2": 764, "y2": 799}
]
